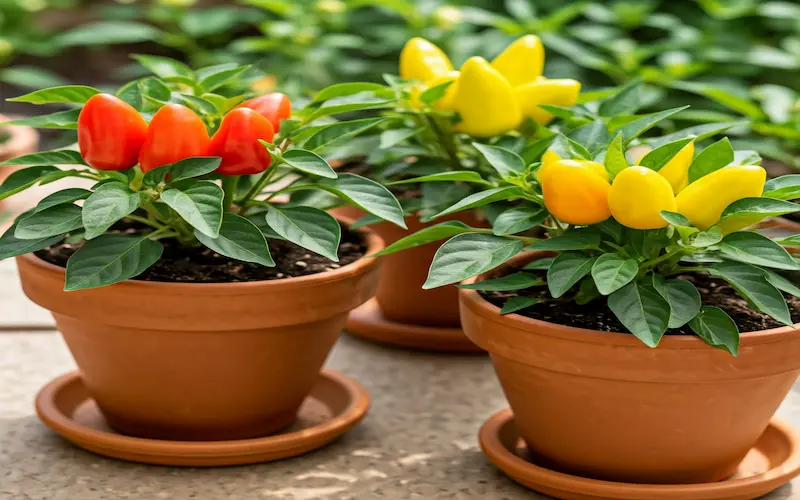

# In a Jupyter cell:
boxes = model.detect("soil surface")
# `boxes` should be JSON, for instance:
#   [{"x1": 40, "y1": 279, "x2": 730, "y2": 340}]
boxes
[
  {"x1": 481, "y1": 268, "x2": 800, "y2": 334},
  {"x1": 36, "y1": 220, "x2": 367, "y2": 283}
]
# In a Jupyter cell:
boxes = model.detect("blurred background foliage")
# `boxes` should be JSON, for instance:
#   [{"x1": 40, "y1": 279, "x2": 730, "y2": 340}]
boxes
[{"x1": 0, "y1": 0, "x2": 799, "y2": 169}]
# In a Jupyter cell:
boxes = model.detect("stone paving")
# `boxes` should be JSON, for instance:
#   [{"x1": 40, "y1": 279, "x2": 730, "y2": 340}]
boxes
[{"x1": 1, "y1": 261, "x2": 799, "y2": 499}]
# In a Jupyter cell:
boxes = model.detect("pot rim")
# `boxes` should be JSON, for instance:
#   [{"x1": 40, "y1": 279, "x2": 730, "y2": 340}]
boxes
[
  {"x1": 18, "y1": 215, "x2": 385, "y2": 293},
  {"x1": 460, "y1": 250, "x2": 799, "y2": 349}
]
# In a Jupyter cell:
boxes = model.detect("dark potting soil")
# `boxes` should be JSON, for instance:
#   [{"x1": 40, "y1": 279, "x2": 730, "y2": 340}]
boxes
[
  {"x1": 480, "y1": 269, "x2": 800, "y2": 334},
  {"x1": 36, "y1": 220, "x2": 367, "y2": 284}
]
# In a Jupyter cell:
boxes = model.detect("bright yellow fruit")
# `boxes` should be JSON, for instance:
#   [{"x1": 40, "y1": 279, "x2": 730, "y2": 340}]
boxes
[
  {"x1": 491, "y1": 35, "x2": 545, "y2": 87},
  {"x1": 451, "y1": 57, "x2": 521, "y2": 137},
  {"x1": 657, "y1": 141, "x2": 695, "y2": 193},
  {"x1": 399, "y1": 37, "x2": 453, "y2": 82},
  {"x1": 541, "y1": 160, "x2": 611, "y2": 225},
  {"x1": 609, "y1": 166, "x2": 677, "y2": 230},
  {"x1": 427, "y1": 70, "x2": 459, "y2": 110},
  {"x1": 534, "y1": 150, "x2": 561, "y2": 181},
  {"x1": 676, "y1": 165, "x2": 767, "y2": 231},
  {"x1": 514, "y1": 78, "x2": 581, "y2": 125},
  {"x1": 579, "y1": 160, "x2": 609, "y2": 182}
]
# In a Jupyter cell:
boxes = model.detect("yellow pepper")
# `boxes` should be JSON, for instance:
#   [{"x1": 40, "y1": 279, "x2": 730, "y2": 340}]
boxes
[
  {"x1": 514, "y1": 78, "x2": 582, "y2": 125},
  {"x1": 450, "y1": 57, "x2": 521, "y2": 137},
  {"x1": 426, "y1": 70, "x2": 459, "y2": 110},
  {"x1": 657, "y1": 141, "x2": 694, "y2": 194},
  {"x1": 608, "y1": 166, "x2": 677, "y2": 230},
  {"x1": 541, "y1": 160, "x2": 611, "y2": 225},
  {"x1": 534, "y1": 150, "x2": 561, "y2": 181},
  {"x1": 675, "y1": 165, "x2": 766, "y2": 231},
  {"x1": 490, "y1": 35, "x2": 544, "y2": 87},
  {"x1": 399, "y1": 37, "x2": 453, "y2": 83}
]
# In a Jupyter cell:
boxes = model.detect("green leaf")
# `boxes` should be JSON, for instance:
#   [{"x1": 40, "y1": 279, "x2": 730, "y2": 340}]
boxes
[
  {"x1": 472, "y1": 143, "x2": 525, "y2": 178},
  {"x1": 420, "y1": 80, "x2": 454, "y2": 104},
  {"x1": 651, "y1": 276, "x2": 702, "y2": 328},
  {"x1": 639, "y1": 138, "x2": 693, "y2": 172},
  {"x1": 279, "y1": 149, "x2": 338, "y2": 179},
  {"x1": 307, "y1": 92, "x2": 392, "y2": 121},
  {"x1": 776, "y1": 235, "x2": 800, "y2": 247},
  {"x1": 56, "y1": 21, "x2": 164, "y2": 47},
  {"x1": 616, "y1": 106, "x2": 689, "y2": 145},
  {"x1": 373, "y1": 221, "x2": 476, "y2": 256},
  {"x1": 660, "y1": 210, "x2": 693, "y2": 227},
  {"x1": 591, "y1": 253, "x2": 638, "y2": 295},
  {"x1": 142, "y1": 165, "x2": 172, "y2": 187},
  {"x1": 169, "y1": 157, "x2": 222, "y2": 183},
  {"x1": 0, "y1": 165, "x2": 61, "y2": 200},
  {"x1": 265, "y1": 206, "x2": 341, "y2": 261},
  {"x1": 65, "y1": 234, "x2": 163, "y2": 291},
  {"x1": 599, "y1": 79, "x2": 645, "y2": 117},
  {"x1": 763, "y1": 175, "x2": 800, "y2": 201},
  {"x1": 33, "y1": 188, "x2": 92, "y2": 213},
  {"x1": 708, "y1": 261, "x2": 792, "y2": 326},
  {"x1": 604, "y1": 132, "x2": 628, "y2": 176},
  {"x1": 671, "y1": 81, "x2": 766, "y2": 119},
  {"x1": 195, "y1": 213, "x2": 274, "y2": 266},
  {"x1": 528, "y1": 228, "x2": 602, "y2": 251},
  {"x1": 3, "y1": 109, "x2": 80, "y2": 129},
  {"x1": 132, "y1": 54, "x2": 193, "y2": 80},
  {"x1": 15, "y1": 203, "x2": 83, "y2": 240},
  {"x1": 426, "y1": 186, "x2": 523, "y2": 221},
  {"x1": 764, "y1": 270, "x2": 800, "y2": 298},
  {"x1": 315, "y1": 173, "x2": 405, "y2": 228},
  {"x1": 379, "y1": 128, "x2": 419, "y2": 149},
  {"x1": 568, "y1": 119, "x2": 609, "y2": 154},
  {"x1": 492, "y1": 207, "x2": 548, "y2": 236},
  {"x1": 688, "y1": 138, "x2": 734, "y2": 183},
  {"x1": 608, "y1": 281, "x2": 670, "y2": 347},
  {"x1": 179, "y1": 94, "x2": 218, "y2": 115},
  {"x1": 692, "y1": 227, "x2": 723, "y2": 247},
  {"x1": 388, "y1": 171, "x2": 490, "y2": 186},
  {"x1": 0, "y1": 66, "x2": 67, "y2": 89},
  {"x1": 197, "y1": 64, "x2": 250, "y2": 92},
  {"x1": 689, "y1": 306, "x2": 740, "y2": 355},
  {"x1": 0, "y1": 150, "x2": 84, "y2": 166},
  {"x1": 523, "y1": 256, "x2": 555, "y2": 270},
  {"x1": 8, "y1": 85, "x2": 101, "y2": 105},
  {"x1": 521, "y1": 137, "x2": 555, "y2": 164},
  {"x1": 459, "y1": 272, "x2": 543, "y2": 291},
  {"x1": 719, "y1": 232, "x2": 800, "y2": 271},
  {"x1": 721, "y1": 198, "x2": 800, "y2": 222},
  {"x1": 81, "y1": 183, "x2": 140, "y2": 239},
  {"x1": 645, "y1": 121, "x2": 745, "y2": 148},
  {"x1": 424, "y1": 233, "x2": 523, "y2": 289},
  {"x1": 312, "y1": 82, "x2": 388, "y2": 104},
  {"x1": 302, "y1": 118, "x2": 386, "y2": 151},
  {"x1": 160, "y1": 181, "x2": 224, "y2": 238},
  {"x1": 0, "y1": 223, "x2": 64, "y2": 261},
  {"x1": 547, "y1": 252, "x2": 596, "y2": 298},
  {"x1": 501, "y1": 296, "x2": 541, "y2": 314}
]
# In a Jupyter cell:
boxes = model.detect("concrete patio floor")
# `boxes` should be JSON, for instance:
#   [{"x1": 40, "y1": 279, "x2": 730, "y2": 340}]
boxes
[{"x1": 0, "y1": 263, "x2": 799, "y2": 499}]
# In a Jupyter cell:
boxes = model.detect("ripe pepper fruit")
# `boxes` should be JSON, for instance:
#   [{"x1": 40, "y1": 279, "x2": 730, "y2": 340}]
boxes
[
  {"x1": 656, "y1": 141, "x2": 695, "y2": 194},
  {"x1": 238, "y1": 92, "x2": 291, "y2": 133},
  {"x1": 451, "y1": 57, "x2": 521, "y2": 137},
  {"x1": 540, "y1": 159, "x2": 611, "y2": 225},
  {"x1": 534, "y1": 149, "x2": 562, "y2": 181},
  {"x1": 139, "y1": 104, "x2": 210, "y2": 173},
  {"x1": 609, "y1": 166, "x2": 677, "y2": 230},
  {"x1": 399, "y1": 37, "x2": 453, "y2": 83},
  {"x1": 210, "y1": 108, "x2": 275, "y2": 176},
  {"x1": 675, "y1": 165, "x2": 766, "y2": 231},
  {"x1": 491, "y1": 34, "x2": 544, "y2": 87},
  {"x1": 514, "y1": 78, "x2": 581, "y2": 125},
  {"x1": 78, "y1": 94, "x2": 148, "y2": 171}
]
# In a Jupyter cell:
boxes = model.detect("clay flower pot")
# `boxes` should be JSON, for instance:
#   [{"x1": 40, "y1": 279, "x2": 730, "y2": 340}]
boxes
[
  {"x1": 461, "y1": 251, "x2": 800, "y2": 485},
  {"x1": 332, "y1": 205, "x2": 485, "y2": 351},
  {"x1": 0, "y1": 114, "x2": 39, "y2": 182},
  {"x1": 16, "y1": 222, "x2": 383, "y2": 441}
]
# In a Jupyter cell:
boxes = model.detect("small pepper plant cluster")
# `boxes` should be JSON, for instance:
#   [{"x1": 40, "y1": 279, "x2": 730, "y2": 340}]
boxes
[
  {"x1": 373, "y1": 80, "x2": 800, "y2": 355},
  {"x1": 0, "y1": 58, "x2": 405, "y2": 291},
  {"x1": 311, "y1": 35, "x2": 581, "y2": 225}
]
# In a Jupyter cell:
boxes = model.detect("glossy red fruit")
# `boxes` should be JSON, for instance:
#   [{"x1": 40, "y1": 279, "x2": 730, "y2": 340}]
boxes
[
  {"x1": 238, "y1": 93, "x2": 291, "y2": 132},
  {"x1": 209, "y1": 108, "x2": 275, "y2": 176},
  {"x1": 78, "y1": 94, "x2": 148, "y2": 171},
  {"x1": 138, "y1": 104, "x2": 210, "y2": 173}
]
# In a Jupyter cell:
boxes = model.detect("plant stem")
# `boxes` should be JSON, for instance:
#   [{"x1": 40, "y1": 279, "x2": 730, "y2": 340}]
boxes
[
  {"x1": 126, "y1": 214, "x2": 165, "y2": 230},
  {"x1": 425, "y1": 113, "x2": 461, "y2": 170},
  {"x1": 222, "y1": 176, "x2": 240, "y2": 213},
  {"x1": 667, "y1": 266, "x2": 708, "y2": 275},
  {"x1": 640, "y1": 248, "x2": 688, "y2": 272}
]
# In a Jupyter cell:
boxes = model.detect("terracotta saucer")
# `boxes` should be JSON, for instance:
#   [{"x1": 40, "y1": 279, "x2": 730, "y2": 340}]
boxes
[
  {"x1": 479, "y1": 408, "x2": 800, "y2": 500},
  {"x1": 345, "y1": 297, "x2": 484, "y2": 353},
  {"x1": 35, "y1": 370, "x2": 370, "y2": 467}
]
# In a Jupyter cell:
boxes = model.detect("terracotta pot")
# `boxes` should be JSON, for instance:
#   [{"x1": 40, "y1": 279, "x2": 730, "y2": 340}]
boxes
[
  {"x1": 460, "y1": 251, "x2": 800, "y2": 484},
  {"x1": 17, "y1": 219, "x2": 383, "y2": 441},
  {"x1": 332, "y1": 205, "x2": 485, "y2": 327},
  {"x1": 0, "y1": 114, "x2": 39, "y2": 182}
]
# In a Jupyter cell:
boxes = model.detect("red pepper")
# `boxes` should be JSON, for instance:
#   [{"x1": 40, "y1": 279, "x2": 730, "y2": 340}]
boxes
[
  {"x1": 78, "y1": 94, "x2": 148, "y2": 171},
  {"x1": 138, "y1": 104, "x2": 210, "y2": 173},
  {"x1": 238, "y1": 93, "x2": 291, "y2": 132},
  {"x1": 209, "y1": 108, "x2": 275, "y2": 176}
]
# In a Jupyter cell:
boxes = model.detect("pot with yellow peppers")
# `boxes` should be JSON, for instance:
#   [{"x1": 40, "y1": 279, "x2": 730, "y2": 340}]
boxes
[
  {"x1": 374, "y1": 100, "x2": 800, "y2": 491},
  {"x1": 320, "y1": 35, "x2": 581, "y2": 352}
]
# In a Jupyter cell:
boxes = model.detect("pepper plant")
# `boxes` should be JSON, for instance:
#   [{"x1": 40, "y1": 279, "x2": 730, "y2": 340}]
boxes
[
  {"x1": 372, "y1": 90, "x2": 800, "y2": 354},
  {"x1": 0, "y1": 59, "x2": 405, "y2": 291}
]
